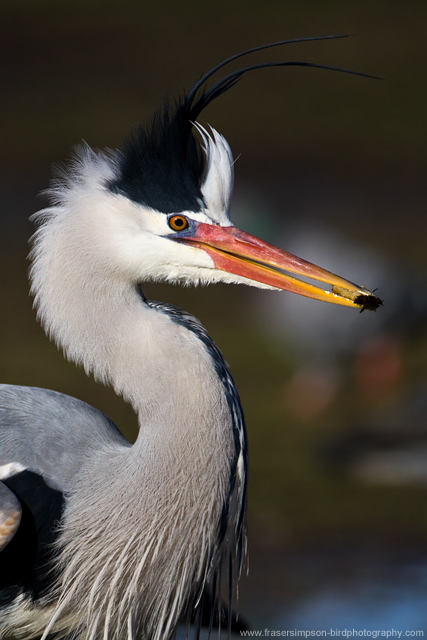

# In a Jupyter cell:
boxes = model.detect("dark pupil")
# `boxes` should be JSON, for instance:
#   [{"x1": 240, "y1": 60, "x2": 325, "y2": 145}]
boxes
[{"x1": 175, "y1": 218, "x2": 184, "y2": 227}]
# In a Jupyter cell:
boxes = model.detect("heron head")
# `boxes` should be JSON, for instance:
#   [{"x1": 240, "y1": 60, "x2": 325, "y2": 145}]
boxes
[{"x1": 32, "y1": 36, "x2": 382, "y2": 312}]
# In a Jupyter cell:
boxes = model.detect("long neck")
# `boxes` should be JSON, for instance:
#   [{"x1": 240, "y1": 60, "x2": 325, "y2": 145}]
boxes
[
  {"x1": 75, "y1": 278, "x2": 237, "y2": 494},
  {"x1": 31, "y1": 226, "x2": 244, "y2": 639}
]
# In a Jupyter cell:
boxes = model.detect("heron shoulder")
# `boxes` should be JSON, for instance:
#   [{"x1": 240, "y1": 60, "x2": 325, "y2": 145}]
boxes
[{"x1": 0, "y1": 385, "x2": 129, "y2": 494}]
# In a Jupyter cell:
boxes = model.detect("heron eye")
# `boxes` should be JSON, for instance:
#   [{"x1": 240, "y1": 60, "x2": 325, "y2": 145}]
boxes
[{"x1": 168, "y1": 215, "x2": 189, "y2": 232}]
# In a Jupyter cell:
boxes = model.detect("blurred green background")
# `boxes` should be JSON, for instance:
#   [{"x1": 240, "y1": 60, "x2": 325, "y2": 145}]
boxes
[{"x1": 1, "y1": 0, "x2": 427, "y2": 630}]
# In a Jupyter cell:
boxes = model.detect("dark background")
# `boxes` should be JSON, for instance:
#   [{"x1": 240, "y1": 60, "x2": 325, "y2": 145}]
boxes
[{"x1": 1, "y1": 0, "x2": 427, "y2": 631}]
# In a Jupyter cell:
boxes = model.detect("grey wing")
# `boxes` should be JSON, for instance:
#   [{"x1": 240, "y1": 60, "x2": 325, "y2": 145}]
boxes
[
  {"x1": 0, "y1": 384, "x2": 130, "y2": 493},
  {"x1": 0, "y1": 384, "x2": 130, "y2": 607}
]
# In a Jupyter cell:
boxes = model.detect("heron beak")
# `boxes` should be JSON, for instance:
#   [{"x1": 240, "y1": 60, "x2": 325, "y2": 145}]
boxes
[{"x1": 176, "y1": 223, "x2": 382, "y2": 310}]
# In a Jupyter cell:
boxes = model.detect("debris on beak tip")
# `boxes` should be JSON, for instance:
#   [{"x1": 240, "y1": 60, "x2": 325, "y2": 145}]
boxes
[
  {"x1": 332, "y1": 285, "x2": 383, "y2": 312},
  {"x1": 354, "y1": 293, "x2": 384, "y2": 313}
]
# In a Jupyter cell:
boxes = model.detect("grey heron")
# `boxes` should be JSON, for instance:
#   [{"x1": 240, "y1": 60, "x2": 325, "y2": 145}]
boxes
[{"x1": 0, "y1": 37, "x2": 381, "y2": 640}]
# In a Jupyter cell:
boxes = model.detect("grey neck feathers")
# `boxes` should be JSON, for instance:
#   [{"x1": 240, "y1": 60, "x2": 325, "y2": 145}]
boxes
[{"x1": 31, "y1": 222, "x2": 246, "y2": 639}]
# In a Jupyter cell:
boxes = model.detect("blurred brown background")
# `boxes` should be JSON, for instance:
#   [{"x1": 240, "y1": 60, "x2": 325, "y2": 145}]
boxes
[{"x1": 1, "y1": 0, "x2": 427, "y2": 631}]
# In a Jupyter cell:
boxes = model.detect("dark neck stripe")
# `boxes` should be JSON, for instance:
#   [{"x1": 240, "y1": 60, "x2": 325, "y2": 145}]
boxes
[{"x1": 146, "y1": 299, "x2": 248, "y2": 627}]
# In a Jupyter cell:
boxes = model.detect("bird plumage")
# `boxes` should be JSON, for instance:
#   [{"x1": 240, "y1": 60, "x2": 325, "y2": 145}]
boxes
[
  {"x1": 1, "y1": 137, "x2": 247, "y2": 639},
  {"x1": 0, "y1": 37, "x2": 380, "y2": 640}
]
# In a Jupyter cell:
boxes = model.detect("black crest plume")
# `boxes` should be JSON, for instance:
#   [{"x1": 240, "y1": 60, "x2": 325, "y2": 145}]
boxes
[{"x1": 109, "y1": 35, "x2": 375, "y2": 214}]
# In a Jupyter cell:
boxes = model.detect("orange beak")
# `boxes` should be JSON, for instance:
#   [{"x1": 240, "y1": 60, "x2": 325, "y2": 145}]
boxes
[{"x1": 177, "y1": 223, "x2": 382, "y2": 311}]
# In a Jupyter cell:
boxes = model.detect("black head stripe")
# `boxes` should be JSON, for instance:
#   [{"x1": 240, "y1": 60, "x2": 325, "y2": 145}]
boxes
[
  {"x1": 108, "y1": 36, "x2": 376, "y2": 214},
  {"x1": 109, "y1": 96, "x2": 206, "y2": 214}
]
